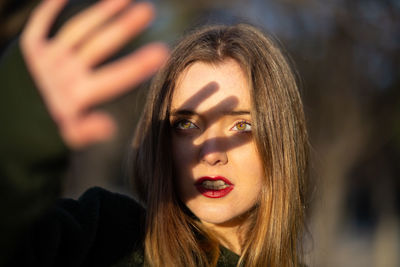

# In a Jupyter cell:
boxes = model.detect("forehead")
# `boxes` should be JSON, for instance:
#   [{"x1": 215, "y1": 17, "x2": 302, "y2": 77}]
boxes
[{"x1": 171, "y1": 59, "x2": 251, "y2": 112}]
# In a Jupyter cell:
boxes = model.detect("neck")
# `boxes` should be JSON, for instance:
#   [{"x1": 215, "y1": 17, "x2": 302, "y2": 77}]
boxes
[{"x1": 202, "y1": 214, "x2": 251, "y2": 255}]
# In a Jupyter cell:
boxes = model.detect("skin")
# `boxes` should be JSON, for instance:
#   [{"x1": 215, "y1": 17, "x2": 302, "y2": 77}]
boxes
[
  {"x1": 170, "y1": 59, "x2": 264, "y2": 254},
  {"x1": 20, "y1": 0, "x2": 169, "y2": 148}
]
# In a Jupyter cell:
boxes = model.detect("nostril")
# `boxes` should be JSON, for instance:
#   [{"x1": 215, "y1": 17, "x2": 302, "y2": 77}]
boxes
[{"x1": 200, "y1": 150, "x2": 228, "y2": 166}]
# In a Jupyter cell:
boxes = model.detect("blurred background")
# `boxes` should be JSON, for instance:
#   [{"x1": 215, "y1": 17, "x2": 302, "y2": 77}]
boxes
[{"x1": 1, "y1": 0, "x2": 399, "y2": 266}]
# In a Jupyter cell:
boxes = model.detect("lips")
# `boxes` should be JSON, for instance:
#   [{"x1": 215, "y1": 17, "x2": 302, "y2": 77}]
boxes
[{"x1": 195, "y1": 176, "x2": 234, "y2": 198}]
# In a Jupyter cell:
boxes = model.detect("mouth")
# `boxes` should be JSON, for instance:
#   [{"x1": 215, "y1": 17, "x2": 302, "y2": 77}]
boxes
[{"x1": 195, "y1": 176, "x2": 234, "y2": 198}]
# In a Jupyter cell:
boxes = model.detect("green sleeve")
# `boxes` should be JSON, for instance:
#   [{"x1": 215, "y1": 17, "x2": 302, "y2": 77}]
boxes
[{"x1": 0, "y1": 40, "x2": 69, "y2": 264}]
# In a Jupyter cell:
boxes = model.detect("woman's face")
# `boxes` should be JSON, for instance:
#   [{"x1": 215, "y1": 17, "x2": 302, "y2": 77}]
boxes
[{"x1": 170, "y1": 58, "x2": 264, "y2": 227}]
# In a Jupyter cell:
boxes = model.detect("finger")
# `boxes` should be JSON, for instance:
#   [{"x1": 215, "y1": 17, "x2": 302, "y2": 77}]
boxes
[
  {"x1": 61, "y1": 112, "x2": 116, "y2": 148},
  {"x1": 22, "y1": 0, "x2": 68, "y2": 47},
  {"x1": 79, "y1": 42, "x2": 169, "y2": 107},
  {"x1": 77, "y1": 2, "x2": 155, "y2": 66},
  {"x1": 55, "y1": 0, "x2": 131, "y2": 48}
]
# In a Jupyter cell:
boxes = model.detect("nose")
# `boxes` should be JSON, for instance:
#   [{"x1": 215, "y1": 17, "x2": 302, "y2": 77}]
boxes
[{"x1": 198, "y1": 134, "x2": 228, "y2": 166}]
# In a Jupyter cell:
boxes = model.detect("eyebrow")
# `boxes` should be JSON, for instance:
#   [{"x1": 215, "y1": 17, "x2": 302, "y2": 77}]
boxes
[{"x1": 170, "y1": 109, "x2": 251, "y2": 116}]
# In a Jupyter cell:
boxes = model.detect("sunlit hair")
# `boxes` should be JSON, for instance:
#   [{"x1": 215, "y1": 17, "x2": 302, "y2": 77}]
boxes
[{"x1": 131, "y1": 24, "x2": 309, "y2": 266}]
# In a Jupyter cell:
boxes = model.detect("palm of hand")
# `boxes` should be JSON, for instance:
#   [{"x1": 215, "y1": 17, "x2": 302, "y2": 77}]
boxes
[{"x1": 20, "y1": 0, "x2": 169, "y2": 148}]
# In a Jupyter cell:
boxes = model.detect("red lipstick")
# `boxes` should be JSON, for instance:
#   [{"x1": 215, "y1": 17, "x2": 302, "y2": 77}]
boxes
[{"x1": 195, "y1": 176, "x2": 234, "y2": 198}]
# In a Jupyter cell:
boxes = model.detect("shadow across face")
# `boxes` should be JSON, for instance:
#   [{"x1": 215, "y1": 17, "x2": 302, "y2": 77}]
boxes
[{"x1": 169, "y1": 60, "x2": 262, "y2": 220}]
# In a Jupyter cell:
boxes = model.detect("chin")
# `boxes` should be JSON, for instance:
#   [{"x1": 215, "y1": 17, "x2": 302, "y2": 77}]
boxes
[
  {"x1": 188, "y1": 204, "x2": 241, "y2": 226},
  {"x1": 199, "y1": 214, "x2": 234, "y2": 225}
]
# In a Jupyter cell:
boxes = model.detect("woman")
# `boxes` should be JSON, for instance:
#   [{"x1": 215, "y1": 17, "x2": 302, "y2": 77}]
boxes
[
  {"x1": 131, "y1": 24, "x2": 309, "y2": 266},
  {"x1": 1, "y1": 0, "x2": 308, "y2": 266}
]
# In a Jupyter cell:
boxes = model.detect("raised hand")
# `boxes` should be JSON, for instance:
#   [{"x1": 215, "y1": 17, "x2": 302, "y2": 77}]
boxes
[{"x1": 20, "y1": 0, "x2": 169, "y2": 148}]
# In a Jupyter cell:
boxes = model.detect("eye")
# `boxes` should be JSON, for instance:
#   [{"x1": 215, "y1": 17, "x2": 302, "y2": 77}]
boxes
[
  {"x1": 231, "y1": 121, "x2": 252, "y2": 132},
  {"x1": 174, "y1": 119, "x2": 198, "y2": 130}
]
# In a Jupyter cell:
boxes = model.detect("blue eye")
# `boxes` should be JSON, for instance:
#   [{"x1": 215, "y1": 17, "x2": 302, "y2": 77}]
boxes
[
  {"x1": 231, "y1": 121, "x2": 252, "y2": 132},
  {"x1": 174, "y1": 120, "x2": 198, "y2": 130}
]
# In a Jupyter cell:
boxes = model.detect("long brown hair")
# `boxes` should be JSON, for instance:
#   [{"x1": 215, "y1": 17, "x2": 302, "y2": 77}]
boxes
[{"x1": 131, "y1": 24, "x2": 309, "y2": 266}]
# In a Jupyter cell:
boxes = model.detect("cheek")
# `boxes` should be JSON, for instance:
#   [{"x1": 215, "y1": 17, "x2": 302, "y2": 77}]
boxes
[
  {"x1": 233, "y1": 141, "x2": 263, "y2": 171},
  {"x1": 172, "y1": 135, "x2": 200, "y2": 204},
  {"x1": 172, "y1": 135, "x2": 197, "y2": 179},
  {"x1": 249, "y1": 151, "x2": 264, "y2": 188},
  {"x1": 231, "y1": 141, "x2": 265, "y2": 190}
]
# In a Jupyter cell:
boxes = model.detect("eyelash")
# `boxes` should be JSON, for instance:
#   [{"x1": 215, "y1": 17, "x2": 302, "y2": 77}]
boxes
[
  {"x1": 230, "y1": 120, "x2": 252, "y2": 132},
  {"x1": 173, "y1": 119, "x2": 198, "y2": 130},
  {"x1": 172, "y1": 119, "x2": 252, "y2": 132}
]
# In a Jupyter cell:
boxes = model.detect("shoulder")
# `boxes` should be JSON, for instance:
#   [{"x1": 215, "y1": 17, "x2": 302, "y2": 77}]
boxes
[
  {"x1": 38, "y1": 187, "x2": 146, "y2": 267},
  {"x1": 56, "y1": 186, "x2": 146, "y2": 227},
  {"x1": 80, "y1": 187, "x2": 147, "y2": 266},
  {"x1": 58, "y1": 186, "x2": 147, "y2": 246}
]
